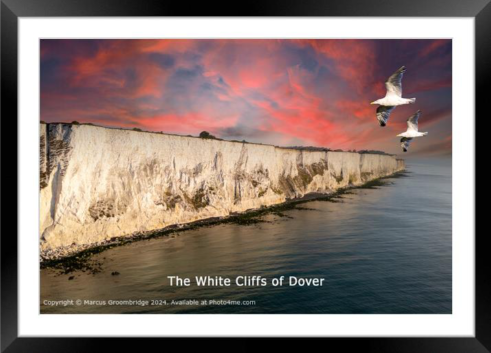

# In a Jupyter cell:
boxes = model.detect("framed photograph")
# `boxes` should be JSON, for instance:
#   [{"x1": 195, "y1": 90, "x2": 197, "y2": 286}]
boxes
[{"x1": 1, "y1": 0, "x2": 488, "y2": 351}]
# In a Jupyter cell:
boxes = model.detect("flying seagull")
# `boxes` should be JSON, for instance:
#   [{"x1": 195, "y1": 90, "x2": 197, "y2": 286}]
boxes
[
  {"x1": 397, "y1": 110, "x2": 428, "y2": 152},
  {"x1": 371, "y1": 66, "x2": 416, "y2": 127}
]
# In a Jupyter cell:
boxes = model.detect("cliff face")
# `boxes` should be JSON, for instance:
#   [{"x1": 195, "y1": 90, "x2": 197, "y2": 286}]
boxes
[{"x1": 40, "y1": 124, "x2": 405, "y2": 251}]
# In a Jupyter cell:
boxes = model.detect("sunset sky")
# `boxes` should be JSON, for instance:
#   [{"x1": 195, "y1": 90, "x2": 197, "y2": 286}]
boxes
[{"x1": 41, "y1": 39, "x2": 451, "y2": 156}]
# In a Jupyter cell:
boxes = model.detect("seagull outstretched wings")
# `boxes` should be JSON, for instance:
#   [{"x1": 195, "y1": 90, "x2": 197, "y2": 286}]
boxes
[
  {"x1": 400, "y1": 137, "x2": 413, "y2": 152},
  {"x1": 407, "y1": 110, "x2": 421, "y2": 132},
  {"x1": 376, "y1": 105, "x2": 395, "y2": 127},
  {"x1": 385, "y1": 66, "x2": 406, "y2": 97}
]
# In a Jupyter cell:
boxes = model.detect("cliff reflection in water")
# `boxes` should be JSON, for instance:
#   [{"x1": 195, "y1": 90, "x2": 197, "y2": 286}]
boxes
[{"x1": 41, "y1": 158, "x2": 451, "y2": 314}]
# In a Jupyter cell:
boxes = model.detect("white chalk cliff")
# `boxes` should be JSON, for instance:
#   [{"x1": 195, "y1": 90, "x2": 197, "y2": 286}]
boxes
[{"x1": 40, "y1": 123, "x2": 405, "y2": 252}]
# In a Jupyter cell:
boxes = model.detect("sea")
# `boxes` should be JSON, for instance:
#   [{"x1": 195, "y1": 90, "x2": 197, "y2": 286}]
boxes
[{"x1": 40, "y1": 157, "x2": 452, "y2": 314}]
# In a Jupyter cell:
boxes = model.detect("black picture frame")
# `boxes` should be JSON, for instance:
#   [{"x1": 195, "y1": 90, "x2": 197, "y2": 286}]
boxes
[{"x1": 1, "y1": 0, "x2": 488, "y2": 352}]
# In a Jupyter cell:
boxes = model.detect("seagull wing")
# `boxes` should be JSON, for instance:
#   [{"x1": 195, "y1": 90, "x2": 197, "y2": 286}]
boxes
[
  {"x1": 400, "y1": 137, "x2": 413, "y2": 152},
  {"x1": 407, "y1": 110, "x2": 421, "y2": 132},
  {"x1": 376, "y1": 105, "x2": 395, "y2": 126},
  {"x1": 385, "y1": 66, "x2": 406, "y2": 97}
]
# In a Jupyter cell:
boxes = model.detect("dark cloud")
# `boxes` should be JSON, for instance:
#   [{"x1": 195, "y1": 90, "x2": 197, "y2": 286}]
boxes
[
  {"x1": 148, "y1": 53, "x2": 175, "y2": 69},
  {"x1": 40, "y1": 39, "x2": 452, "y2": 156}
]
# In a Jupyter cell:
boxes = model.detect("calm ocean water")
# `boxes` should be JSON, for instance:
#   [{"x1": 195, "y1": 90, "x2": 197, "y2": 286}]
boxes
[{"x1": 41, "y1": 157, "x2": 452, "y2": 314}]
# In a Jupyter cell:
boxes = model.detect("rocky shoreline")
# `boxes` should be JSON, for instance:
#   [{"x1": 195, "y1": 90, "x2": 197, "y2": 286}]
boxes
[{"x1": 40, "y1": 171, "x2": 408, "y2": 274}]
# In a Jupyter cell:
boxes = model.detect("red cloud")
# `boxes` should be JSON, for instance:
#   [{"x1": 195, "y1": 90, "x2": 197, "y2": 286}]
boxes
[
  {"x1": 336, "y1": 100, "x2": 374, "y2": 121},
  {"x1": 306, "y1": 40, "x2": 377, "y2": 93},
  {"x1": 420, "y1": 39, "x2": 449, "y2": 57},
  {"x1": 41, "y1": 39, "x2": 452, "y2": 156},
  {"x1": 135, "y1": 113, "x2": 239, "y2": 135}
]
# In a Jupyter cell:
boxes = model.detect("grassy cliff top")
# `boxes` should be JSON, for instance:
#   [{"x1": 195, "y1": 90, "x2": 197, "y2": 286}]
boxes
[{"x1": 40, "y1": 121, "x2": 397, "y2": 157}]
